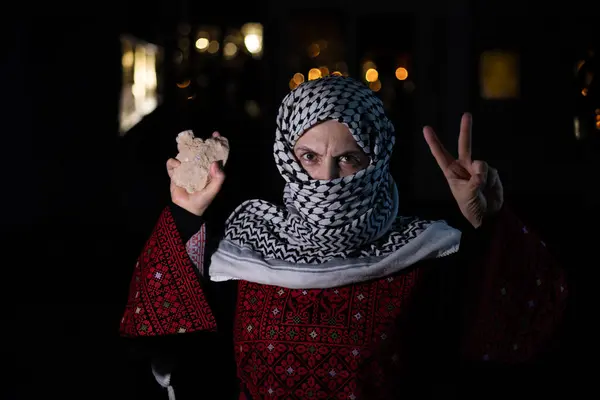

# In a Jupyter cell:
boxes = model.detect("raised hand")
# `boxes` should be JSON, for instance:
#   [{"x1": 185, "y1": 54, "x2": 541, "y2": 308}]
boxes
[
  {"x1": 167, "y1": 132, "x2": 226, "y2": 217},
  {"x1": 423, "y1": 113, "x2": 503, "y2": 228}
]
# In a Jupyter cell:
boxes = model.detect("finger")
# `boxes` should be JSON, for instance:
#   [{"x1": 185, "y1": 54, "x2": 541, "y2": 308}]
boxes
[
  {"x1": 486, "y1": 167, "x2": 504, "y2": 211},
  {"x1": 495, "y1": 174, "x2": 504, "y2": 209},
  {"x1": 212, "y1": 131, "x2": 220, "y2": 138},
  {"x1": 202, "y1": 161, "x2": 226, "y2": 196},
  {"x1": 170, "y1": 183, "x2": 189, "y2": 204},
  {"x1": 468, "y1": 173, "x2": 485, "y2": 190},
  {"x1": 483, "y1": 166, "x2": 497, "y2": 190},
  {"x1": 423, "y1": 126, "x2": 455, "y2": 170},
  {"x1": 167, "y1": 158, "x2": 181, "y2": 169},
  {"x1": 166, "y1": 158, "x2": 181, "y2": 178},
  {"x1": 458, "y1": 113, "x2": 472, "y2": 162},
  {"x1": 471, "y1": 160, "x2": 489, "y2": 186}
]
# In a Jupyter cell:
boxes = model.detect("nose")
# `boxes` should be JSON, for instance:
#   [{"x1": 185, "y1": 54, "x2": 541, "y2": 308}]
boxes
[{"x1": 321, "y1": 158, "x2": 340, "y2": 180}]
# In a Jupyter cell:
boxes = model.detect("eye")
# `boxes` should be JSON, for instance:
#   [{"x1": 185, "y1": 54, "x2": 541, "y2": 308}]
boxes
[
  {"x1": 301, "y1": 153, "x2": 317, "y2": 163},
  {"x1": 338, "y1": 155, "x2": 359, "y2": 165}
]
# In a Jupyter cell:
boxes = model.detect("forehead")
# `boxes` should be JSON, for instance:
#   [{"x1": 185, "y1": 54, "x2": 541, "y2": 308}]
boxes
[{"x1": 296, "y1": 120, "x2": 357, "y2": 146}]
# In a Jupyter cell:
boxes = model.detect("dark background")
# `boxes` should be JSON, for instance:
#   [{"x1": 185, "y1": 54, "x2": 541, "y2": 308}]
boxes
[{"x1": 1, "y1": 0, "x2": 593, "y2": 398}]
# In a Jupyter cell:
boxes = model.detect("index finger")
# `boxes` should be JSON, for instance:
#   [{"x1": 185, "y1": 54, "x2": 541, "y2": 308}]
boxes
[
  {"x1": 423, "y1": 126, "x2": 455, "y2": 170},
  {"x1": 458, "y1": 113, "x2": 472, "y2": 162},
  {"x1": 166, "y1": 158, "x2": 181, "y2": 178}
]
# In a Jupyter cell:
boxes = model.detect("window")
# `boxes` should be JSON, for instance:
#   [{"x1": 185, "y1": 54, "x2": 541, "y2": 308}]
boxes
[
  {"x1": 119, "y1": 35, "x2": 163, "y2": 135},
  {"x1": 479, "y1": 50, "x2": 520, "y2": 100}
]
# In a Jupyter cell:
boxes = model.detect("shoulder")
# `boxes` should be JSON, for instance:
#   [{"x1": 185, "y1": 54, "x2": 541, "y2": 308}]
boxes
[
  {"x1": 384, "y1": 253, "x2": 463, "y2": 292},
  {"x1": 413, "y1": 251, "x2": 462, "y2": 273}
]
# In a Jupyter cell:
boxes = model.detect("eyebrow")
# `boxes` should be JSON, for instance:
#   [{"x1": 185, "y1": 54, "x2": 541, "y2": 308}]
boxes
[
  {"x1": 295, "y1": 145, "x2": 363, "y2": 158},
  {"x1": 294, "y1": 145, "x2": 319, "y2": 154}
]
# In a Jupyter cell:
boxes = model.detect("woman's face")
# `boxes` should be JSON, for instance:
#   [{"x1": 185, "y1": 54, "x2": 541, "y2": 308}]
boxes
[{"x1": 293, "y1": 120, "x2": 370, "y2": 180}]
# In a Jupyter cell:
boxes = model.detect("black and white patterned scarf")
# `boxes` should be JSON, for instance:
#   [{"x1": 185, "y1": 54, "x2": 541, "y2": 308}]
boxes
[{"x1": 210, "y1": 76, "x2": 461, "y2": 288}]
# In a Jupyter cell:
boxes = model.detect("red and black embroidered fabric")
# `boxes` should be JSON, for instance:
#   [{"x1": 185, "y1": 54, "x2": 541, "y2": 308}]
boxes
[
  {"x1": 118, "y1": 205, "x2": 569, "y2": 399},
  {"x1": 460, "y1": 207, "x2": 568, "y2": 363},
  {"x1": 120, "y1": 207, "x2": 216, "y2": 337},
  {"x1": 234, "y1": 268, "x2": 434, "y2": 400}
]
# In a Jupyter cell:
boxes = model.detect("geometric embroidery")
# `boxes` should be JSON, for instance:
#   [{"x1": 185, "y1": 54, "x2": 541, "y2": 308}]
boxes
[
  {"x1": 234, "y1": 269, "x2": 426, "y2": 400},
  {"x1": 232, "y1": 207, "x2": 569, "y2": 398},
  {"x1": 120, "y1": 207, "x2": 216, "y2": 337},
  {"x1": 459, "y1": 206, "x2": 568, "y2": 363},
  {"x1": 119, "y1": 205, "x2": 568, "y2": 398},
  {"x1": 186, "y1": 223, "x2": 206, "y2": 276}
]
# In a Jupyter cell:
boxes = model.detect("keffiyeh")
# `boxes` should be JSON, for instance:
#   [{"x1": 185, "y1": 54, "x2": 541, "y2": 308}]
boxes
[{"x1": 210, "y1": 76, "x2": 461, "y2": 288}]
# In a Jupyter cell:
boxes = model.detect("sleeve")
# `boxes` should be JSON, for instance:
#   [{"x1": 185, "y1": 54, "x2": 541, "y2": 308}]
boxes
[
  {"x1": 457, "y1": 205, "x2": 569, "y2": 365},
  {"x1": 170, "y1": 202, "x2": 208, "y2": 276},
  {"x1": 119, "y1": 204, "x2": 240, "y2": 399},
  {"x1": 169, "y1": 202, "x2": 205, "y2": 244},
  {"x1": 119, "y1": 205, "x2": 217, "y2": 337}
]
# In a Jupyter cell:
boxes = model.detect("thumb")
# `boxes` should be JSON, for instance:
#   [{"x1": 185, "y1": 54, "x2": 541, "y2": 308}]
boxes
[
  {"x1": 469, "y1": 173, "x2": 485, "y2": 190},
  {"x1": 469, "y1": 160, "x2": 488, "y2": 189},
  {"x1": 470, "y1": 161, "x2": 488, "y2": 181}
]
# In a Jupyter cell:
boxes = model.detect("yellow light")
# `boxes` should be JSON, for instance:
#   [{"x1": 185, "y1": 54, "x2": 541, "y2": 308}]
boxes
[
  {"x1": 132, "y1": 46, "x2": 147, "y2": 98},
  {"x1": 307, "y1": 43, "x2": 320, "y2": 58},
  {"x1": 245, "y1": 100, "x2": 260, "y2": 118},
  {"x1": 293, "y1": 73, "x2": 305, "y2": 85},
  {"x1": 319, "y1": 66, "x2": 329, "y2": 76},
  {"x1": 177, "y1": 80, "x2": 191, "y2": 88},
  {"x1": 365, "y1": 68, "x2": 378, "y2": 82},
  {"x1": 144, "y1": 51, "x2": 157, "y2": 90},
  {"x1": 362, "y1": 61, "x2": 376, "y2": 71},
  {"x1": 331, "y1": 71, "x2": 342, "y2": 76},
  {"x1": 207, "y1": 41, "x2": 219, "y2": 54},
  {"x1": 224, "y1": 42, "x2": 238, "y2": 58},
  {"x1": 582, "y1": 88, "x2": 588, "y2": 96},
  {"x1": 244, "y1": 34, "x2": 261, "y2": 53},
  {"x1": 195, "y1": 38, "x2": 209, "y2": 50},
  {"x1": 395, "y1": 67, "x2": 408, "y2": 80},
  {"x1": 132, "y1": 84, "x2": 144, "y2": 97},
  {"x1": 289, "y1": 79, "x2": 298, "y2": 90},
  {"x1": 122, "y1": 51, "x2": 134, "y2": 68},
  {"x1": 480, "y1": 51, "x2": 519, "y2": 99},
  {"x1": 369, "y1": 80, "x2": 381, "y2": 92},
  {"x1": 242, "y1": 23, "x2": 263, "y2": 56},
  {"x1": 119, "y1": 36, "x2": 160, "y2": 135},
  {"x1": 308, "y1": 68, "x2": 322, "y2": 80}
]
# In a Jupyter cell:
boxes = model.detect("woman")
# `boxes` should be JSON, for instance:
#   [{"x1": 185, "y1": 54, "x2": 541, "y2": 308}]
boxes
[{"x1": 121, "y1": 76, "x2": 567, "y2": 399}]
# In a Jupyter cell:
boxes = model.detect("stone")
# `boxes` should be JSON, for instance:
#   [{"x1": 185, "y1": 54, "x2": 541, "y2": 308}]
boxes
[{"x1": 172, "y1": 130, "x2": 229, "y2": 193}]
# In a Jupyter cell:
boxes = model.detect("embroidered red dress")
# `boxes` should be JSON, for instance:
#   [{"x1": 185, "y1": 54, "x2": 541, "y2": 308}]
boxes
[{"x1": 120, "y1": 204, "x2": 568, "y2": 399}]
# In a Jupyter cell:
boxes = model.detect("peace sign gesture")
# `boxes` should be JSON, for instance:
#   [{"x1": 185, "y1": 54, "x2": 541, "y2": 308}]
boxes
[{"x1": 423, "y1": 113, "x2": 503, "y2": 228}]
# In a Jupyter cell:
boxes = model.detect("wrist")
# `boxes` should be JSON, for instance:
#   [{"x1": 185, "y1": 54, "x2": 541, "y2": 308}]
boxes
[
  {"x1": 462, "y1": 209, "x2": 483, "y2": 230},
  {"x1": 469, "y1": 219, "x2": 482, "y2": 229},
  {"x1": 187, "y1": 207, "x2": 205, "y2": 217},
  {"x1": 173, "y1": 200, "x2": 205, "y2": 217},
  {"x1": 471, "y1": 208, "x2": 503, "y2": 230},
  {"x1": 190, "y1": 207, "x2": 206, "y2": 217}
]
